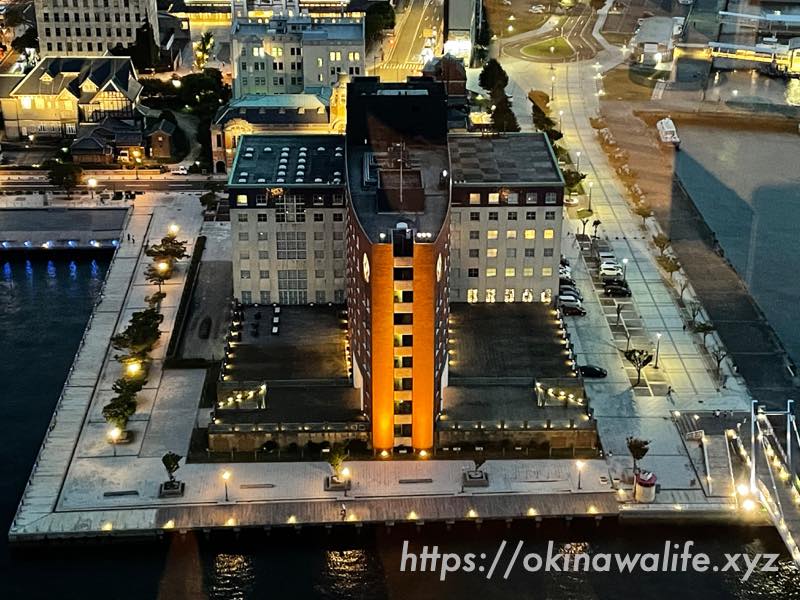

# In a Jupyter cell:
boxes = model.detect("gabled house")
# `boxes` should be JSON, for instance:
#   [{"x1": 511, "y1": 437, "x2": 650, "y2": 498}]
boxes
[{"x1": 0, "y1": 56, "x2": 143, "y2": 140}]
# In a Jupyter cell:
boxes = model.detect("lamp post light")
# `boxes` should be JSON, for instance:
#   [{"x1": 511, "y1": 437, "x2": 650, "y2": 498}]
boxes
[
  {"x1": 168, "y1": 223, "x2": 180, "y2": 237},
  {"x1": 576, "y1": 460, "x2": 585, "y2": 490},
  {"x1": 576, "y1": 151, "x2": 581, "y2": 172},
  {"x1": 550, "y1": 45, "x2": 555, "y2": 70},
  {"x1": 126, "y1": 361, "x2": 142, "y2": 377},
  {"x1": 588, "y1": 181, "x2": 594, "y2": 211},
  {"x1": 222, "y1": 470, "x2": 231, "y2": 502},
  {"x1": 622, "y1": 258, "x2": 629, "y2": 282},
  {"x1": 654, "y1": 333, "x2": 662, "y2": 369},
  {"x1": 550, "y1": 74, "x2": 556, "y2": 100},
  {"x1": 558, "y1": 109, "x2": 564, "y2": 130},
  {"x1": 87, "y1": 177, "x2": 97, "y2": 200},
  {"x1": 110, "y1": 427, "x2": 121, "y2": 457}
]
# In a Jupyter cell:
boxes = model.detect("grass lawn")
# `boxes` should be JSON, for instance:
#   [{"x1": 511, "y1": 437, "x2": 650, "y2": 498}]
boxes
[
  {"x1": 521, "y1": 36, "x2": 574, "y2": 59},
  {"x1": 601, "y1": 66, "x2": 670, "y2": 101},
  {"x1": 484, "y1": 0, "x2": 549, "y2": 36}
]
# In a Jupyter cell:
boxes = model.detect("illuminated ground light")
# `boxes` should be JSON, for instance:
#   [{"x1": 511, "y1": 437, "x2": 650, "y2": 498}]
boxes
[
  {"x1": 380, "y1": 450, "x2": 389, "y2": 459},
  {"x1": 418, "y1": 450, "x2": 428, "y2": 459},
  {"x1": 407, "y1": 511, "x2": 418, "y2": 520},
  {"x1": 346, "y1": 513, "x2": 358, "y2": 522},
  {"x1": 741, "y1": 499, "x2": 757, "y2": 512},
  {"x1": 225, "y1": 517, "x2": 237, "y2": 527},
  {"x1": 163, "y1": 520, "x2": 175, "y2": 529},
  {"x1": 527, "y1": 507, "x2": 538, "y2": 517},
  {"x1": 587, "y1": 505, "x2": 598, "y2": 515},
  {"x1": 467, "y1": 509, "x2": 478, "y2": 519},
  {"x1": 287, "y1": 515, "x2": 297, "y2": 524},
  {"x1": 101, "y1": 522, "x2": 113, "y2": 531}
]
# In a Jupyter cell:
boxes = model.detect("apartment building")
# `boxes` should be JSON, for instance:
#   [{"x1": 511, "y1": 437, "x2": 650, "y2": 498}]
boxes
[
  {"x1": 231, "y1": 13, "x2": 364, "y2": 98},
  {"x1": 448, "y1": 133, "x2": 564, "y2": 305},
  {"x1": 35, "y1": 0, "x2": 159, "y2": 56},
  {"x1": 228, "y1": 134, "x2": 348, "y2": 306}
]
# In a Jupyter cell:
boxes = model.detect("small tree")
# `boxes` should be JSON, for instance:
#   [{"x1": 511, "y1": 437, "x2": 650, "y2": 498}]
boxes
[
  {"x1": 656, "y1": 255, "x2": 680, "y2": 281},
  {"x1": 199, "y1": 191, "x2": 218, "y2": 210},
  {"x1": 624, "y1": 349, "x2": 653, "y2": 386},
  {"x1": 687, "y1": 300, "x2": 703, "y2": 327},
  {"x1": 146, "y1": 236, "x2": 189, "y2": 262},
  {"x1": 161, "y1": 452, "x2": 183, "y2": 483},
  {"x1": 592, "y1": 219, "x2": 602, "y2": 238},
  {"x1": 144, "y1": 262, "x2": 171, "y2": 293},
  {"x1": 710, "y1": 347, "x2": 728, "y2": 380},
  {"x1": 102, "y1": 398, "x2": 136, "y2": 431},
  {"x1": 693, "y1": 322, "x2": 715, "y2": 347},
  {"x1": 11, "y1": 27, "x2": 39, "y2": 53},
  {"x1": 678, "y1": 275, "x2": 690, "y2": 302},
  {"x1": 626, "y1": 436, "x2": 651, "y2": 474},
  {"x1": 112, "y1": 307, "x2": 164, "y2": 360},
  {"x1": 194, "y1": 31, "x2": 214, "y2": 70},
  {"x1": 479, "y1": 59, "x2": 509, "y2": 94},
  {"x1": 633, "y1": 202, "x2": 652, "y2": 226},
  {"x1": 490, "y1": 94, "x2": 520, "y2": 133},
  {"x1": 327, "y1": 444, "x2": 347, "y2": 476},
  {"x1": 653, "y1": 233, "x2": 670, "y2": 256},
  {"x1": 46, "y1": 161, "x2": 84, "y2": 198},
  {"x1": 563, "y1": 169, "x2": 586, "y2": 191},
  {"x1": 111, "y1": 377, "x2": 145, "y2": 398}
]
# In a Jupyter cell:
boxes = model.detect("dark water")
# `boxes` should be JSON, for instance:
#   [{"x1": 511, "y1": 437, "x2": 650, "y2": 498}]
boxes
[{"x1": 0, "y1": 254, "x2": 798, "y2": 600}]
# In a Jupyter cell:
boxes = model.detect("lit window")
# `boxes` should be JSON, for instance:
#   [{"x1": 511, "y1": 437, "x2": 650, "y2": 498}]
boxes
[
  {"x1": 488, "y1": 230, "x2": 498, "y2": 240},
  {"x1": 488, "y1": 193, "x2": 500, "y2": 204},
  {"x1": 505, "y1": 268, "x2": 515, "y2": 277},
  {"x1": 522, "y1": 289, "x2": 534, "y2": 302},
  {"x1": 469, "y1": 193, "x2": 480, "y2": 205},
  {"x1": 506, "y1": 230, "x2": 517, "y2": 239},
  {"x1": 486, "y1": 289, "x2": 496, "y2": 302},
  {"x1": 467, "y1": 289, "x2": 478, "y2": 303},
  {"x1": 524, "y1": 229, "x2": 535, "y2": 240},
  {"x1": 487, "y1": 268, "x2": 497, "y2": 277},
  {"x1": 542, "y1": 267, "x2": 553, "y2": 276},
  {"x1": 236, "y1": 195, "x2": 248, "y2": 206},
  {"x1": 523, "y1": 267, "x2": 534, "y2": 277},
  {"x1": 504, "y1": 288, "x2": 515, "y2": 302},
  {"x1": 544, "y1": 229, "x2": 555, "y2": 239},
  {"x1": 487, "y1": 248, "x2": 498, "y2": 258},
  {"x1": 21, "y1": 96, "x2": 32, "y2": 109},
  {"x1": 317, "y1": 57, "x2": 323, "y2": 67}
]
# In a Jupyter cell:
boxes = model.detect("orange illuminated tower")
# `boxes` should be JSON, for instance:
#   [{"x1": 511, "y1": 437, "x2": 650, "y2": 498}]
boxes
[{"x1": 345, "y1": 78, "x2": 450, "y2": 454}]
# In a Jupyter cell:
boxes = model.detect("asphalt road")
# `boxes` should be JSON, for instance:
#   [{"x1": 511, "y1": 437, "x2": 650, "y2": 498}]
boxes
[
  {"x1": 376, "y1": 0, "x2": 443, "y2": 82},
  {"x1": 503, "y1": 6, "x2": 602, "y2": 62}
]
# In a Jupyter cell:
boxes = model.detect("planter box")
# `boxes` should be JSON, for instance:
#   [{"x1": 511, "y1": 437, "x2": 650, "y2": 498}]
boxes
[
  {"x1": 158, "y1": 481, "x2": 186, "y2": 498},
  {"x1": 324, "y1": 476, "x2": 352, "y2": 492}
]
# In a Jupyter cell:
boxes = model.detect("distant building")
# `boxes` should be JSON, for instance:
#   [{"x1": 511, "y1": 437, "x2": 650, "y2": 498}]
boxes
[
  {"x1": 70, "y1": 117, "x2": 144, "y2": 164},
  {"x1": 34, "y1": 0, "x2": 160, "y2": 56},
  {"x1": 231, "y1": 13, "x2": 365, "y2": 99},
  {"x1": 631, "y1": 17, "x2": 677, "y2": 65},
  {"x1": 0, "y1": 56, "x2": 142, "y2": 140},
  {"x1": 145, "y1": 119, "x2": 176, "y2": 159},
  {"x1": 210, "y1": 75, "x2": 348, "y2": 174},
  {"x1": 443, "y1": 0, "x2": 477, "y2": 62}
]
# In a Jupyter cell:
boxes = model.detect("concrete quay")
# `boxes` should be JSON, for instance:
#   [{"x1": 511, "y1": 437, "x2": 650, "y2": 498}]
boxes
[{"x1": 0, "y1": 207, "x2": 128, "y2": 251}]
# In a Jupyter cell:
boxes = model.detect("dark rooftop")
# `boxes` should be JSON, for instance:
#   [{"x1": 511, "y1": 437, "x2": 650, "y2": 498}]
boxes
[
  {"x1": 448, "y1": 133, "x2": 564, "y2": 187},
  {"x1": 228, "y1": 134, "x2": 346, "y2": 188},
  {"x1": 447, "y1": 302, "x2": 575, "y2": 381},
  {"x1": 228, "y1": 305, "x2": 350, "y2": 382}
]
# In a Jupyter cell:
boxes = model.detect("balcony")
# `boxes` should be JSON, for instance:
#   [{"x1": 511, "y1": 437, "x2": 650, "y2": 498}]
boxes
[
  {"x1": 394, "y1": 324, "x2": 413, "y2": 335},
  {"x1": 393, "y1": 414, "x2": 412, "y2": 425},
  {"x1": 393, "y1": 367, "x2": 412, "y2": 378},
  {"x1": 394, "y1": 390, "x2": 412, "y2": 401},
  {"x1": 393, "y1": 346, "x2": 413, "y2": 357},
  {"x1": 393, "y1": 257, "x2": 413, "y2": 268},
  {"x1": 394, "y1": 302, "x2": 413, "y2": 313},
  {"x1": 394, "y1": 280, "x2": 413, "y2": 291}
]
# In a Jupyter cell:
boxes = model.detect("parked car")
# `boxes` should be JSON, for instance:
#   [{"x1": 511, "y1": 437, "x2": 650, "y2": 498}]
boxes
[
  {"x1": 560, "y1": 286, "x2": 583, "y2": 300},
  {"x1": 579, "y1": 365, "x2": 608, "y2": 378},
  {"x1": 171, "y1": 166, "x2": 188, "y2": 175},
  {"x1": 529, "y1": 6, "x2": 545, "y2": 13},
  {"x1": 604, "y1": 285, "x2": 632, "y2": 297},
  {"x1": 559, "y1": 266, "x2": 572, "y2": 276},
  {"x1": 603, "y1": 277, "x2": 628, "y2": 288},
  {"x1": 599, "y1": 266, "x2": 624, "y2": 278},
  {"x1": 560, "y1": 276, "x2": 576, "y2": 287},
  {"x1": 560, "y1": 256, "x2": 570, "y2": 267},
  {"x1": 562, "y1": 305, "x2": 587, "y2": 316},
  {"x1": 599, "y1": 260, "x2": 620, "y2": 270},
  {"x1": 558, "y1": 294, "x2": 582, "y2": 307}
]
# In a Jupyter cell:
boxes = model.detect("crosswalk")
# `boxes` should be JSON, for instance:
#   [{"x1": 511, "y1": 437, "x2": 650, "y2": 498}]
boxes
[{"x1": 378, "y1": 62, "x2": 425, "y2": 71}]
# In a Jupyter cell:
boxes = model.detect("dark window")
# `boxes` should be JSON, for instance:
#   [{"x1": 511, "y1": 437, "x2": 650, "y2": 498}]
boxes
[{"x1": 468, "y1": 268, "x2": 479, "y2": 278}]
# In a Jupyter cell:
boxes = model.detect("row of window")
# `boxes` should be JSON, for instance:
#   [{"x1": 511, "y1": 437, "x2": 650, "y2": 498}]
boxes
[
  {"x1": 241, "y1": 269, "x2": 345, "y2": 279},
  {"x1": 48, "y1": 0, "x2": 130, "y2": 7},
  {"x1": 464, "y1": 247, "x2": 554, "y2": 259},
  {"x1": 237, "y1": 212, "x2": 343, "y2": 223},
  {"x1": 45, "y1": 40, "x2": 120, "y2": 52},
  {"x1": 239, "y1": 289, "x2": 346, "y2": 304},
  {"x1": 466, "y1": 267, "x2": 552, "y2": 278},
  {"x1": 45, "y1": 26, "x2": 133, "y2": 38},
  {"x1": 467, "y1": 210, "x2": 556, "y2": 222},
  {"x1": 240, "y1": 250, "x2": 345, "y2": 260},
  {"x1": 235, "y1": 194, "x2": 345, "y2": 207},
  {"x1": 237, "y1": 231, "x2": 345, "y2": 241},
  {"x1": 466, "y1": 289, "x2": 545, "y2": 303},
  {"x1": 461, "y1": 229, "x2": 555, "y2": 240},
  {"x1": 42, "y1": 10, "x2": 140, "y2": 23},
  {"x1": 466, "y1": 191, "x2": 558, "y2": 205}
]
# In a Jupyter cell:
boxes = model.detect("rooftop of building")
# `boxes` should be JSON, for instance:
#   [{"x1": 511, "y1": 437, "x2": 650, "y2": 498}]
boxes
[
  {"x1": 448, "y1": 132, "x2": 564, "y2": 187},
  {"x1": 632, "y1": 17, "x2": 677, "y2": 45},
  {"x1": 213, "y1": 90, "x2": 332, "y2": 126},
  {"x1": 233, "y1": 15, "x2": 363, "y2": 41},
  {"x1": 219, "y1": 304, "x2": 362, "y2": 424},
  {"x1": 227, "y1": 305, "x2": 350, "y2": 381},
  {"x1": 228, "y1": 133, "x2": 346, "y2": 187},
  {"x1": 11, "y1": 56, "x2": 141, "y2": 103},
  {"x1": 443, "y1": 302, "x2": 586, "y2": 424}
]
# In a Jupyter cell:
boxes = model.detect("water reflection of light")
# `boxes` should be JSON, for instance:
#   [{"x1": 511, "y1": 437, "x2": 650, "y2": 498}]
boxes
[
  {"x1": 3, "y1": 262, "x2": 11, "y2": 281},
  {"x1": 90, "y1": 260, "x2": 99, "y2": 279},
  {"x1": 210, "y1": 554, "x2": 255, "y2": 600},
  {"x1": 69, "y1": 261, "x2": 77, "y2": 279},
  {"x1": 323, "y1": 549, "x2": 371, "y2": 596},
  {"x1": 47, "y1": 261, "x2": 56, "y2": 279},
  {"x1": 786, "y1": 79, "x2": 800, "y2": 107},
  {"x1": 25, "y1": 260, "x2": 32, "y2": 278}
]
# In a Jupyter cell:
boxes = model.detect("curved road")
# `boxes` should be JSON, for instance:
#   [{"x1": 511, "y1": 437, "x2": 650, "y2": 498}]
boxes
[{"x1": 502, "y1": 6, "x2": 603, "y2": 63}]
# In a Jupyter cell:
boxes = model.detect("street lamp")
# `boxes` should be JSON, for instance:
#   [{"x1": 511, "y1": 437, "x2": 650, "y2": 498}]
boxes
[
  {"x1": 558, "y1": 109, "x2": 564, "y2": 130},
  {"x1": 168, "y1": 223, "x2": 180, "y2": 237},
  {"x1": 87, "y1": 177, "x2": 97, "y2": 200},
  {"x1": 576, "y1": 151, "x2": 582, "y2": 171},
  {"x1": 550, "y1": 46, "x2": 555, "y2": 70},
  {"x1": 576, "y1": 460, "x2": 585, "y2": 490},
  {"x1": 588, "y1": 181, "x2": 594, "y2": 211},
  {"x1": 622, "y1": 258, "x2": 629, "y2": 281},
  {"x1": 126, "y1": 361, "x2": 141, "y2": 377},
  {"x1": 222, "y1": 470, "x2": 231, "y2": 502},
  {"x1": 109, "y1": 427, "x2": 121, "y2": 457},
  {"x1": 654, "y1": 333, "x2": 662, "y2": 369},
  {"x1": 550, "y1": 74, "x2": 556, "y2": 100}
]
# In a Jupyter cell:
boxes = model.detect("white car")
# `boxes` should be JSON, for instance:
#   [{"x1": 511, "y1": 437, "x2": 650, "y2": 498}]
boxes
[
  {"x1": 529, "y1": 6, "x2": 545, "y2": 13},
  {"x1": 171, "y1": 166, "x2": 188, "y2": 175},
  {"x1": 599, "y1": 261, "x2": 620, "y2": 270},
  {"x1": 502, "y1": 0, "x2": 512, "y2": 4},
  {"x1": 599, "y1": 264, "x2": 623, "y2": 275}
]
